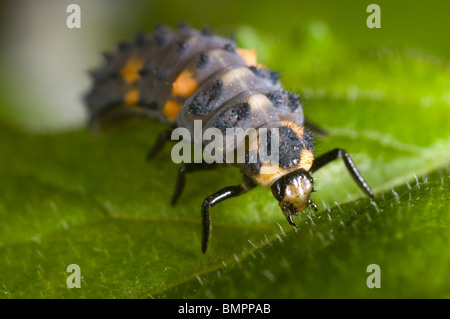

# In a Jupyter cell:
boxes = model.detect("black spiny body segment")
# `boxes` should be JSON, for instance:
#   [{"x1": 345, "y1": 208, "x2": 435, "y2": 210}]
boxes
[
  {"x1": 85, "y1": 24, "x2": 375, "y2": 253},
  {"x1": 188, "y1": 80, "x2": 224, "y2": 116},
  {"x1": 197, "y1": 53, "x2": 209, "y2": 69}
]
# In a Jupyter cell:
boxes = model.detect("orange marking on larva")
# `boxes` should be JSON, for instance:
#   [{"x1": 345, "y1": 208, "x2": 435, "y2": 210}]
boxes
[
  {"x1": 124, "y1": 88, "x2": 139, "y2": 107},
  {"x1": 237, "y1": 48, "x2": 258, "y2": 66},
  {"x1": 281, "y1": 121, "x2": 304, "y2": 139},
  {"x1": 173, "y1": 69, "x2": 199, "y2": 98},
  {"x1": 299, "y1": 149, "x2": 314, "y2": 171},
  {"x1": 120, "y1": 56, "x2": 143, "y2": 85},
  {"x1": 254, "y1": 163, "x2": 287, "y2": 188},
  {"x1": 163, "y1": 100, "x2": 182, "y2": 121},
  {"x1": 254, "y1": 149, "x2": 314, "y2": 188}
]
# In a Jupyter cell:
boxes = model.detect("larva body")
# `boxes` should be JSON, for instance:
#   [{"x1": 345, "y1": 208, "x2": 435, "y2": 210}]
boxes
[{"x1": 85, "y1": 24, "x2": 374, "y2": 252}]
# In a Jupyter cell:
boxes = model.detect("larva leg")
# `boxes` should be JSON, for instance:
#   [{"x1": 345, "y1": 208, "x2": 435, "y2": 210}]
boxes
[
  {"x1": 171, "y1": 162, "x2": 221, "y2": 206},
  {"x1": 310, "y1": 148, "x2": 374, "y2": 198},
  {"x1": 201, "y1": 176, "x2": 256, "y2": 253},
  {"x1": 146, "y1": 129, "x2": 173, "y2": 160}
]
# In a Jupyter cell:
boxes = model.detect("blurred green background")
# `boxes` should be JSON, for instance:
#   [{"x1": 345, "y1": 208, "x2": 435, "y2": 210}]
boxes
[
  {"x1": 0, "y1": 0, "x2": 449, "y2": 299},
  {"x1": 0, "y1": 0, "x2": 448, "y2": 132}
]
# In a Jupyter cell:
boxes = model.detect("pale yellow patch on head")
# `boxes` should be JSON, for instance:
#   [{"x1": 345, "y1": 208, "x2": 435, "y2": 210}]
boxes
[
  {"x1": 280, "y1": 176, "x2": 313, "y2": 212},
  {"x1": 172, "y1": 69, "x2": 199, "y2": 98},
  {"x1": 120, "y1": 56, "x2": 143, "y2": 85},
  {"x1": 162, "y1": 100, "x2": 182, "y2": 121}
]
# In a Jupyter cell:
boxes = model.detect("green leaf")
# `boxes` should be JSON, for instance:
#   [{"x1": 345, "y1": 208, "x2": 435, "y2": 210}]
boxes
[
  {"x1": 186, "y1": 167, "x2": 450, "y2": 298},
  {"x1": 0, "y1": 21, "x2": 449, "y2": 298}
]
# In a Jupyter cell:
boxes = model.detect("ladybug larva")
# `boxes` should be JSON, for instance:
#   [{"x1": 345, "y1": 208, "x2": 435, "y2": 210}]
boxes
[{"x1": 85, "y1": 23, "x2": 374, "y2": 253}]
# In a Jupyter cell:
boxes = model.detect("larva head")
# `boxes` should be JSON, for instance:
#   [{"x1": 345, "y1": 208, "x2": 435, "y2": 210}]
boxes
[{"x1": 270, "y1": 168, "x2": 317, "y2": 226}]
